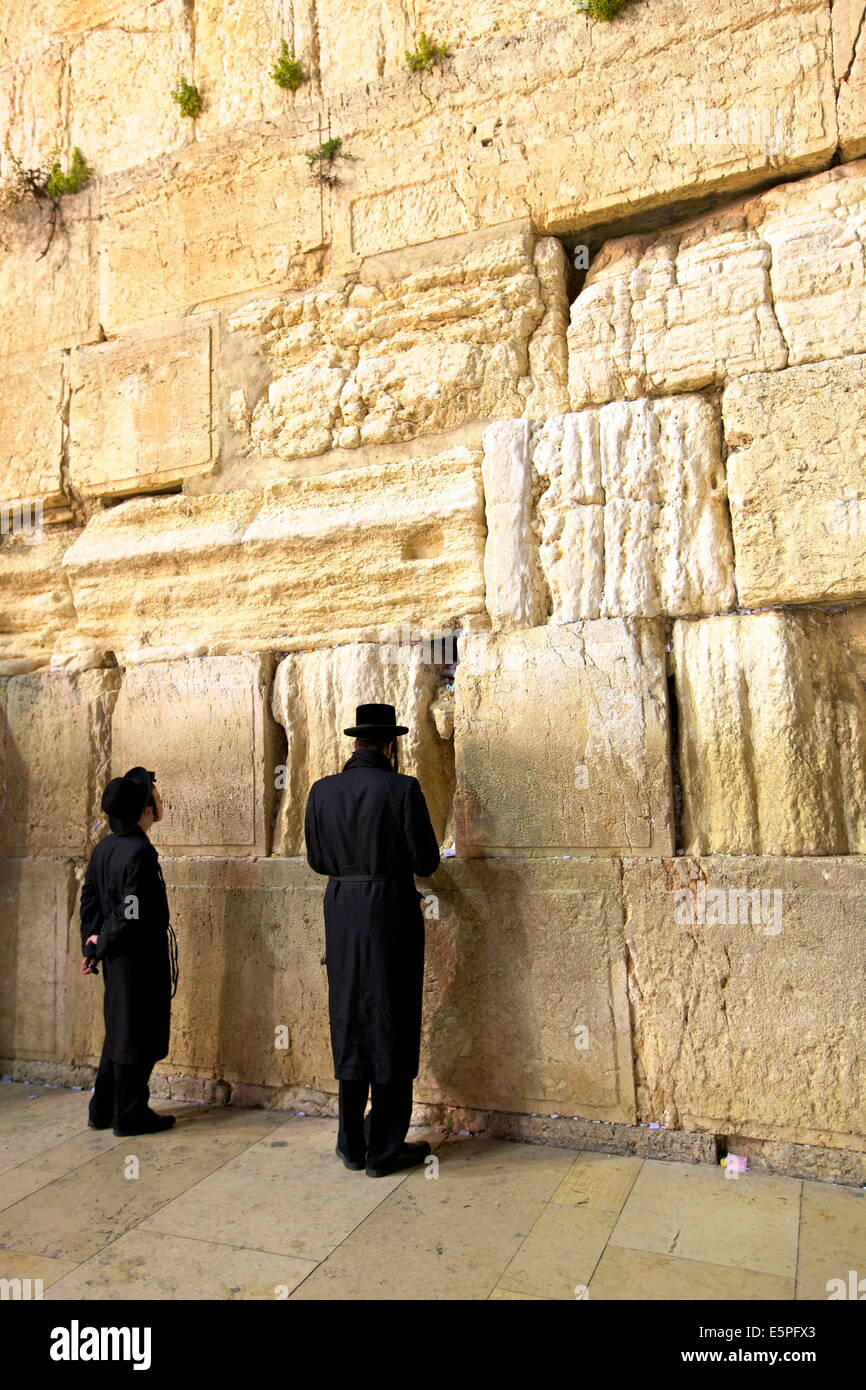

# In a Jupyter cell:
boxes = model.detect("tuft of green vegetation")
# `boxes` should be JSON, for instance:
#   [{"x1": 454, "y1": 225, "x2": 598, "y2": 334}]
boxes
[
  {"x1": 1, "y1": 143, "x2": 92, "y2": 258},
  {"x1": 171, "y1": 76, "x2": 203, "y2": 118},
  {"x1": 46, "y1": 146, "x2": 91, "y2": 197},
  {"x1": 2, "y1": 144, "x2": 91, "y2": 208},
  {"x1": 575, "y1": 0, "x2": 630, "y2": 18},
  {"x1": 305, "y1": 135, "x2": 355, "y2": 184},
  {"x1": 405, "y1": 32, "x2": 450, "y2": 72},
  {"x1": 270, "y1": 39, "x2": 305, "y2": 91}
]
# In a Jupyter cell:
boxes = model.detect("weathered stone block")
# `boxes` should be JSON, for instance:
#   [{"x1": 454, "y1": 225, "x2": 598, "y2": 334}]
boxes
[
  {"x1": 723, "y1": 355, "x2": 866, "y2": 607},
  {"x1": 66, "y1": 0, "x2": 193, "y2": 176},
  {"x1": 0, "y1": 534, "x2": 79, "y2": 670},
  {"x1": 111, "y1": 655, "x2": 281, "y2": 857},
  {"x1": 97, "y1": 115, "x2": 325, "y2": 332},
  {"x1": 157, "y1": 854, "x2": 635, "y2": 1124},
  {"x1": 327, "y1": 0, "x2": 835, "y2": 268},
  {"x1": 60, "y1": 448, "x2": 486, "y2": 662},
  {"x1": 271, "y1": 643, "x2": 454, "y2": 856},
  {"x1": 65, "y1": 863, "x2": 105, "y2": 1066},
  {"x1": 0, "y1": 857, "x2": 76, "y2": 1062},
  {"x1": 69, "y1": 321, "x2": 215, "y2": 499},
  {"x1": 0, "y1": 353, "x2": 65, "y2": 509},
  {"x1": 454, "y1": 621, "x2": 673, "y2": 855},
  {"x1": 835, "y1": 0, "x2": 866, "y2": 156},
  {"x1": 159, "y1": 857, "x2": 331, "y2": 1087},
  {"x1": 568, "y1": 214, "x2": 790, "y2": 408},
  {"x1": 224, "y1": 224, "x2": 567, "y2": 470},
  {"x1": 191, "y1": 0, "x2": 302, "y2": 134},
  {"x1": 419, "y1": 857, "x2": 635, "y2": 1121},
  {"x1": 674, "y1": 610, "x2": 866, "y2": 855},
  {"x1": 623, "y1": 856, "x2": 866, "y2": 1151},
  {"x1": 0, "y1": 42, "x2": 65, "y2": 183},
  {"x1": 0, "y1": 668, "x2": 120, "y2": 856},
  {"x1": 567, "y1": 160, "x2": 866, "y2": 411},
  {"x1": 0, "y1": 194, "x2": 100, "y2": 358},
  {"x1": 483, "y1": 399, "x2": 735, "y2": 624}
]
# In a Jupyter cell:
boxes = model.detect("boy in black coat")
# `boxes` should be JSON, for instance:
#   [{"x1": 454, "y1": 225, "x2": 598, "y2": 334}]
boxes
[{"x1": 80, "y1": 767, "x2": 178, "y2": 1137}]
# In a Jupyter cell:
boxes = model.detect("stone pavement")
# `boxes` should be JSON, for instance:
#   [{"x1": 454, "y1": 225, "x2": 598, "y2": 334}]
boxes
[{"x1": 0, "y1": 1081, "x2": 861, "y2": 1302}]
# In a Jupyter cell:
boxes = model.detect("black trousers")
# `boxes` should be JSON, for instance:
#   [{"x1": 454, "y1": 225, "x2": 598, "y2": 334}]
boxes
[
  {"x1": 89, "y1": 1039, "x2": 156, "y2": 1132},
  {"x1": 337, "y1": 1077, "x2": 413, "y2": 1166}
]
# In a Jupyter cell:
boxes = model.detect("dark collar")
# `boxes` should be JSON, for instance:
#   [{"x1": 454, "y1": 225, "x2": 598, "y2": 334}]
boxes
[
  {"x1": 111, "y1": 821, "x2": 149, "y2": 839},
  {"x1": 342, "y1": 748, "x2": 394, "y2": 773}
]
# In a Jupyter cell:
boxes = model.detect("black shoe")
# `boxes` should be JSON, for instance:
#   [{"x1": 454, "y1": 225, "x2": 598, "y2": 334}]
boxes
[
  {"x1": 88, "y1": 1119, "x2": 112, "y2": 1130},
  {"x1": 113, "y1": 1113, "x2": 176, "y2": 1137},
  {"x1": 335, "y1": 1144, "x2": 366, "y2": 1171},
  {"x1": 366, "y1": 1140, "x2": 431, "y2": 1178}
]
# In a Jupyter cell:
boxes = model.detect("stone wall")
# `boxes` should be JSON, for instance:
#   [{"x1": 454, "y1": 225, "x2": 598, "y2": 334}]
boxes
[{"x1": 2, "y1": 0, "x2": 866, "y2": 1178}]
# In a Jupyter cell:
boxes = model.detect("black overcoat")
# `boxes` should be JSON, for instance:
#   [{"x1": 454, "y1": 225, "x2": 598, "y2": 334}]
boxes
[
  {"x1": 304, "y1": 747, "x2": 440, "y2": 1083},
  {"x1": 79, "y1": 825, "x2": 172, "y2": 1066}
]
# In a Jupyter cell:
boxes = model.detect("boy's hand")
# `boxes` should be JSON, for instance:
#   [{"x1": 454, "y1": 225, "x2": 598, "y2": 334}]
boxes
[{"x1": 82, "y1": 935, "x2": 99, "y2": 974}]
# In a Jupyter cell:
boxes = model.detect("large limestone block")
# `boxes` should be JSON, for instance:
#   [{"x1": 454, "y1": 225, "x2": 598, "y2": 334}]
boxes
[
  {"x1": 759, "y1": 160, "x2": 866, "y2": 365},
  {"x1": 67, "y1": 864, "x2": 105, "y2": 1066},
  {"x1": 311, "y1": 0, "x2": 572, "y2": 95},
  {"x1": 0, "y1": 857, "x2": 76, "y2": 1063},
  {"x1": 192, "y1": 0, "x2": 303, "y2": 134},
  {"x1": 419, "y1": 857, "x2": 635, "y2": 1122},
  {"x1": 674, "y1": 610, "x2": 866, "y2": 856},
  {"x1": 723, "y1": 356, "x2": 866, "y2": 607},
  {"x1": 111, "y1": 655, "x2": 281, "y2": 857},
  {"x1": 0, "y1": 668, "x2": 121, "y2": 856},
  {"x1": 0, "y1": 534, "x2": 78, "y2": 669},
  {"x1": 69, "y1": 321, "x2": 215, "y2": 500},
  {"x1": 326, "y1": 0, "x2": 834, "y2": 267},
  {"x1": 483, "y1": 399, "x2": 735, "y2": 624},
  {"x1": 0, "y1": 41, "x2": 65, "y2": 180},
  {"x1": 568, "y1": 213, "x2": 790, "y2": 408},
  {"x1": 60, "y1": 449, "x2": 486, "y2": 662},
  {"x1": 0, "y1": 194, "x2": 100, "y2": 358},
  {"x1": 149, "y1": 854, "x2": 635, "y2": 1125},
  {"x1": 835, "y1": 0, "x2": 866, "y2": 156},
  {"x1": 272, "y1": 644, "x2": 454, "y2": 856},
  {"x1": 454, "y1": 621, "x2": 673, "y2": 856},
  {"x1": 568, "y1": 160, "x2": 866, "y2": 409},
  {"x1": 224, "y1": 224, "x2": 567, "y2": 471},
  {"x1": 0, "y1": 353, "x2": 65, "y2": 508},
  {"x1": 97, "y1": 114, "x2": 325, "y2": 332},
  {"x1": 158, "y1": 858, "x2": 331, "y2": 1087},
  {"x1": 623, "y1": 856, "x2": 866, "y2": 1150},
  {"x1": 66, "y1": 0, "x2": 193, "y2": 176}
]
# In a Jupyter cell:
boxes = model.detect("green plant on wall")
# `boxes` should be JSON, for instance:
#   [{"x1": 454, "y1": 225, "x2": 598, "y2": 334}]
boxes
[
  {"x1": 171, "y1": 76, "x2": 203, "y2": 117},
  {"x1": 271, "y1": 39, "x2": 305, "y2": 91},
  {"x1": 405, "y1": 32, "x2": 450, "y2": 72},
  {"x1": 574, "y1": 0, "x2": 630, "y2": 18},
  {"x1": 2, "y1": 144, "x2": 91, "y2": 207},
  {"x1": 305, "y1": 136, "x2": 355, "y2": 185},
  {"x1": 1, "y1": 144, "x2": 92, "y2": 258}
]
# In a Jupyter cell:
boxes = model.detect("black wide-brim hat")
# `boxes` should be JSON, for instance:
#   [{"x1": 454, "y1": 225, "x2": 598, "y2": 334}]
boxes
[
  {"x1": 344, "y1": 703, "x2": 408, "y2": 737},
  {"x1": 101, "y1": 766, "x2": 154, "y2": 831}
]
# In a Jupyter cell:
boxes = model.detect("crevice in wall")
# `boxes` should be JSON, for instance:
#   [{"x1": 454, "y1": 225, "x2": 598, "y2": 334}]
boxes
[
  {"x1": 557, "y1": 157, "x2": 844, "y2": 308},
  {"x1": 833, "y1": 0, "x2": 866, "y2": 91},
  {"x1": 57, "y1": 348, "x2": 86, "y2": 528},
  {"x1": 100, "y1": 483, "x2": 185, "y2": 509},
  {"x1": 666, "y1": 664, "x2": 684, "y2": 856}
]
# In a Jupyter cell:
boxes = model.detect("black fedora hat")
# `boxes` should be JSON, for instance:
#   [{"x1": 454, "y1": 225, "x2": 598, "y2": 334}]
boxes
[
  {"x1": 343, "y1": 703, "x2": 408, "y2": 737},
  {"x1": 101, "y1": 766, "x2": 155, "y2": 831}
]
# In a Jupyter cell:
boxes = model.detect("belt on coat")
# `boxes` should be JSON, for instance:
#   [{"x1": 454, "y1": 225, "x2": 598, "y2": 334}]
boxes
[{"x1": 329, "y1": 874, "x2": 390, "y2": 882}]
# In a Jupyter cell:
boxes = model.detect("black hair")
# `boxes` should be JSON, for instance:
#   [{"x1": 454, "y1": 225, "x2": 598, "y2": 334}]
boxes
[{"x1": 355, "y1": 734, "x2": 399, "y2": 772}]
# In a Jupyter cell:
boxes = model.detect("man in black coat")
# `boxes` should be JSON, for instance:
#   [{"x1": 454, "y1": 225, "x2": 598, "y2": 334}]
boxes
[
  {"x1": 80, "y1": 766, "x2": 178, "y2": 1137},
  {"x1": 304, "y1": 703, "x2": 441, "y2": 1177}
]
